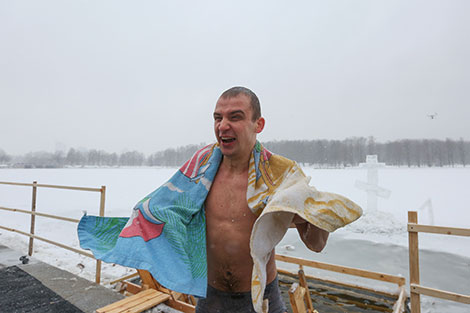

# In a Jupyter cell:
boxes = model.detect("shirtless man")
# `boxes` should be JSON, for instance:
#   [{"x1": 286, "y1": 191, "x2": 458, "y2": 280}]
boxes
[{"x1": 196, "y1": 87, "x2": 329, "y2": 313}]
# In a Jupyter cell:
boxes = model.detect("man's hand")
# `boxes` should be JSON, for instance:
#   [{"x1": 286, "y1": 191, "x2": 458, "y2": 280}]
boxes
[{"x1": 291, "y1": 215, "x2": 329, "y2": 252}]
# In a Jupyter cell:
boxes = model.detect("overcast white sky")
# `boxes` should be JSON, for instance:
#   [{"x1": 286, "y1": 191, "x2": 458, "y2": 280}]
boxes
[{"x1": 1, "y1": 0, "x2": 469, "y2": 155}]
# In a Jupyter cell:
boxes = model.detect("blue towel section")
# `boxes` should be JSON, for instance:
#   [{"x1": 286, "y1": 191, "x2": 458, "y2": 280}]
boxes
[{"x1": 78, "y1": 144, "x2": 222, "y2": 297}]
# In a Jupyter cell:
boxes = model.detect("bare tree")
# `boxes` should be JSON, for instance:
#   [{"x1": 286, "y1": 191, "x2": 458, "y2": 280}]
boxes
[{"x1": 0, "y1": 149, "x2": 11, "y2": 164}]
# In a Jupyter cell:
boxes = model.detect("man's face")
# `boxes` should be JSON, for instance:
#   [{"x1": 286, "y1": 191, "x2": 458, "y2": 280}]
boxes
[{"x1": 213, "y1": 94, "x2": 264, "y2": 161}]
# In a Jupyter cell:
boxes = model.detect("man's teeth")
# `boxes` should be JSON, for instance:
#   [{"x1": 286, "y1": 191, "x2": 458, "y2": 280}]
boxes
[{"x1": 221, "y1": 137, "x2": 235, "y2": 143}]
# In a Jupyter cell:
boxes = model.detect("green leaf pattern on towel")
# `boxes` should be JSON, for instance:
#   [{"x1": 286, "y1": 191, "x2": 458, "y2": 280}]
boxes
[
  {"x1": 150, "y1": 194, "x2": 206, "y2": 279},
  {"x1": 90, "y1": 217, "x2": 128, "y2": 252}
]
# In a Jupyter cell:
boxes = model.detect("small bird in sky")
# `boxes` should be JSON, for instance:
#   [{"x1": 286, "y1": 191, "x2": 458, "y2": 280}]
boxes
[{"x1": 427, "y1": 112, "x2": 438, "y2": 119}]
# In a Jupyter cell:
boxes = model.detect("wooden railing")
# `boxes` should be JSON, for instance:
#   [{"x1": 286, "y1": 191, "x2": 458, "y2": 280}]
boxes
[
  {"x1": 276, "y1": 254, "x2": 406, "y2": 286},
  {"x1": 408, "y1": 211, "x2": 470, "y2": 312},
  {"x1": 275, "y1": 254, "x2": 407, "y2": 313},
  {"x1": 0, "y1": 180, "x2": 106, "y2": 284}
]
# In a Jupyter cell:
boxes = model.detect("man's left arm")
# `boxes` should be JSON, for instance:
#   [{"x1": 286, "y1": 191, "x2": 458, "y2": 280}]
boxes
[{"x1": 291, "y1": 215, "x2": 329, "y2": 252}]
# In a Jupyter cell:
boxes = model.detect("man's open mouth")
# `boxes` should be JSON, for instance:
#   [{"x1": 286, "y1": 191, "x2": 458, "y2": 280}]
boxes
[{"x1": 221, "y1": 137, "x2": 236, "y2": 143}]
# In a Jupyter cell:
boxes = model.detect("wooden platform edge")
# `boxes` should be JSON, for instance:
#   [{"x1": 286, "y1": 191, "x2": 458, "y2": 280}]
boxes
[{"x1": 96, "y1": 289, "x2": 170, "y2": 313}]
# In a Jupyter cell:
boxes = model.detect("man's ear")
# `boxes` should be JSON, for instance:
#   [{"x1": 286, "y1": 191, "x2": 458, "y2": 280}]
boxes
[{"x1": 255, "y1": 117, "x2": 265, "y2": 133}]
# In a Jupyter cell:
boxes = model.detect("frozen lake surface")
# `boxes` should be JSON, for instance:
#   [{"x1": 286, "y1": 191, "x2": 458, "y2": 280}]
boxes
[{"x1": 1, "y1": 166, "x2": 469, "y2": 312}]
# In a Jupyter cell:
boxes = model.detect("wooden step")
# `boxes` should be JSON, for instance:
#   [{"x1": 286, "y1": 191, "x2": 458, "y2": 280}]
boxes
[{"x1": 96, "y1": 289, "x2": 170, "y2": 313}]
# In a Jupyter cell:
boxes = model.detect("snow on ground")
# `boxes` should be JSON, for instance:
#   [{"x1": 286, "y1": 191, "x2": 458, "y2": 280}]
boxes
[
  {"x1": 1, "y1": 166, "x2": 469, "y2": 312},
  {"x1": 302, "y1": 167, "x2": 470, "y2": 258}
]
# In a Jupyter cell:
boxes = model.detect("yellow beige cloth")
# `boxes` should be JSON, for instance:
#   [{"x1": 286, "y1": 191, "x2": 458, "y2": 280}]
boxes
[{"x1": 247, "y1": 150, "x2": 362, "y2": 313}]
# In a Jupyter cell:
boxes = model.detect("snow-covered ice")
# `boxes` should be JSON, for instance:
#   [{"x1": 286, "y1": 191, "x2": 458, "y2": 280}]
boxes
[{"x1": 1, "y1": 166, "x2": 469, "y2": 312}]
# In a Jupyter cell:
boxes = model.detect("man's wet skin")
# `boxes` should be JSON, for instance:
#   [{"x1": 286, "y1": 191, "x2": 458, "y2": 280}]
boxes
[
  {"x1": 205, "y1": 92, "x2": 277, "y2": 292},
  {"x1": 205, "y1": 157, "x2": 277, "y2": 292}
]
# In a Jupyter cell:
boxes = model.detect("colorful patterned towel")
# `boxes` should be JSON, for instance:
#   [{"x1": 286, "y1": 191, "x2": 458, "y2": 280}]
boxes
[{"x1": 78, "y1": 142, "x2": 362, "y2": 313}]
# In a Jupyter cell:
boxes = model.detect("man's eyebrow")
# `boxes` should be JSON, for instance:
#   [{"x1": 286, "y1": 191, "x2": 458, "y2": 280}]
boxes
[
  {"x1": 213, "y1": 110, "x2": 246, "y2": 117},
  {"x1": 230, "y1": 110, "x2": 245, "y2": 116}
]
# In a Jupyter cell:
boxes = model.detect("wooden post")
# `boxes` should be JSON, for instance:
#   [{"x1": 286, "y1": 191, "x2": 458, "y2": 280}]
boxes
[
  {"x1": 298, "y1": 269, "x2": 315, "y2": 312},
  {"x1": 99, "y1": 186, "x2": 106, "y2": 217},
  {"x1": 28, "y1": 181, "x2": 37, "y2": 256},
  {"x1": 289, "y1": 283, "x2": 307, "y2": 313},
  {"x1": 95, "y1": 185, "x2": 106, "y2": 284},
  {"x1": 408, "y1": 211, "x2": 421, "y2": 313}
]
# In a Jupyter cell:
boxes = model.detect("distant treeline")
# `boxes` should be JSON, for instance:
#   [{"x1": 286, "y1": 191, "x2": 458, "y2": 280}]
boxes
[
  {"x1": 1, "y1": 137, "x2": 469, "y2": 168},
  {"x1": 264, "y1": 137, "x2": 469, "y2": 167},
  {"x1": 0, "y1": 145, "x2": 205, "y2": 168}
]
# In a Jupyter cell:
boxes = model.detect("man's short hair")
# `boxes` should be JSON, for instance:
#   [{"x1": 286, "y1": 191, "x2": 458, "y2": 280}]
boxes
[{"x1": 220, "y1": 86, "x2": 261, "y2": 121}]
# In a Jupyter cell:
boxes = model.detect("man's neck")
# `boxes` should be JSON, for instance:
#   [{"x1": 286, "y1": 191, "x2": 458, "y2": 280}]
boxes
[{"x1": 220, "y1": 154, "x2": 251, "y2": 174}]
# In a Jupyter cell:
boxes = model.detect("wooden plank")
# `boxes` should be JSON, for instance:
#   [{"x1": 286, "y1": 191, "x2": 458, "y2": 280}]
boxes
[
  {"x1": 126, "y1": 293, "x2": 171, "y2": 313},
  {"x1": 98, "y1": 290, "x2": 169, "y2": 313},
  {"x1": 0, "y1": 225, "x2": 94, "y2": 258},
  {"x1": 148, "y1": 273, "x2": 179, "y2": 297},
  {"x1": 28, "y1": 181, "x2": 37, "y2": 256},
  {"x1": 288, "y1": 283, "x2": 299, "y2": 313},
  {"x1": 121, "y1": 281, "x2": 143, "y2": 295},
  {"x1": 137, "y1": 270, "x2": 159, "y2": 290},
  {"x1": 109, "y1": 272, "x2": 139, "y2": 285},
  {"x1": 408, "y1": 223, "x2": 470, "y2": 237},
  {"x1": 183, "y1": 294, "x2": 196, "y2": 305},
  {"x1": 95, "y1": 186, "x2": 106, "y2": 285},
  {"x1": 277, "y1": 268, "x2": 399, "y2": 298},
  {"x1": 96, "y1": 260, "x2": 102, "y2": 285},
  {"x1": 411, "y1": 284, "x2": 470, "y2": 305},
  {"x1": 31, "y1": 210, "x2": 79, "y2": 223},
  {"x1": 0, "y1": 181, "x2": 34, "y2": 187},
  {"x1": 289, "y1": 283, "x2": 307, "y2": 313},
  {"x1": 98, "y1": 289, "x2": 156, "y2": 311},
  {"x1": 0, "y1": 180, "x2": 101, "y2": 191},
  {"x1": 276, "y1": 254, "x2": 405, "y2": 286},
  {"x1": 96, "y1": 289, "x2": 158, "y2": 312},
  {"x1": 0, "y1": 206, "x2": 80, "y2": 222},
  {"x1": 171, "y1": 291, "x2": 184, "y2": 301},
  {"x1": 36, "y1": 183, "x2": 102, "y2": 192},
  {"x1": 393, "y1": 286, "x2": 407, "y2": 313},
  {"x1": 99, "y1": 186, "x2": 106, "y2": 216},
  {"x1": 298, "y1": 269, "x2": 314, "y2": 312},
  {"x1": 164, "y1": 297, "x2": 196, "y2": 313},
  {"x1": 408, "y1": 211, "x2": 421, "y2": 313}
]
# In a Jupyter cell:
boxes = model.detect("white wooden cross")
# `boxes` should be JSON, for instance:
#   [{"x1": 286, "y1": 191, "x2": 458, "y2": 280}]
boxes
[
  {"x1": 418, "y1": 198, "x2": 435, "y2": 225},
  {"x1": 355, "y1": 155, "x2": 391, "y2": 212}
]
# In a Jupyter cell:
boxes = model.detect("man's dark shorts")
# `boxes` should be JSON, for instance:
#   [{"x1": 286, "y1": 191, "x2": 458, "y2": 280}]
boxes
[{"x1": 196, "y1": 275, "x2": 287, "y2": 313}]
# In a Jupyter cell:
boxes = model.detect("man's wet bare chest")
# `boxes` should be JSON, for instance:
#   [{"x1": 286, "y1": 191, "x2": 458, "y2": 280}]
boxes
[{"x1": 205, "y1": 172, "x2": 256, "y2": 225}]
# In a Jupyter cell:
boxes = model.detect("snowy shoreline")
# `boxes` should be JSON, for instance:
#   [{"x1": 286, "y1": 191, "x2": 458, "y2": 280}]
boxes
[{"x1": 1, "y1": 167, "x2": 469, "y2": 312}]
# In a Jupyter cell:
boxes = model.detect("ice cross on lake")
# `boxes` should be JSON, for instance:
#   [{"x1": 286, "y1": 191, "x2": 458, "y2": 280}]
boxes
[{"x1": 355, "y1": 155, "x2": 391, "y2": 212}]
